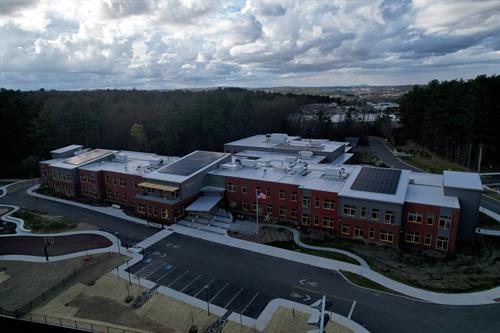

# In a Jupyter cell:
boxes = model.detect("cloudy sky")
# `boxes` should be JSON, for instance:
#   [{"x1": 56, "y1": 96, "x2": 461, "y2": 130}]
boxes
[{"x1": 1, "y1": 0, "x2": 499, "y2": 90}]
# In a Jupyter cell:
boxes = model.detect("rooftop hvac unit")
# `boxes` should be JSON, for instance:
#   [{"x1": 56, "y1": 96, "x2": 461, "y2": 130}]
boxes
[
  {"x1": 241, "y1": 159, "x2": 258, "y2": 168},
  {"x1": 323, "y1": 167, "x2": 342, "y2": 178},
  {"x1": 149, "y1": 159, "x2": 163, "y2": 167},
  {"x1": 115, "y1": 153, "x2": 128, "y2": 163},
  {"x1": 285, "y1": 156, "x2": 298, "y2": 163},
  {"x1": 220, "y1": 163, "x2": 239, "y2": 170},
  {"x1": 257, "y1": 159, "x2": 271, "y2": 167},
  {"x1": 299, "y1": 151, "x2": 314, "y2": 159},
  {"x1": 310, "y1": 139, "x2": 323, "y2": 147},
  {"x1": 270, "y1": 133, "x2": 288, "y2": 143}
]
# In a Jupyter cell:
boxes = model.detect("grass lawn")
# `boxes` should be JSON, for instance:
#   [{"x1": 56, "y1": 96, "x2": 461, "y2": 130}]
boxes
[
  {"x1": 484, "y1": 191, "x2": 500, "y2": 202},
  {"x1": 347, "y1": 152, "x2": 389, "y2": 168},
  {"x1": 12, "y1": 208, "x2": 95, "y2": 233},
  {"x1": 401, "y1": 153, "x2": 468, "y2": 173},
  {"x1": 269, "y1": 240, "x2": 361, "y2": 266},
  {"x1": 339, "y1": 271, "x2": 399, "y2": 295},
  {"x1": 301, "y1": 236, "x2": 500, "y2": 293},
  {"x1": 0, "y1": 254, "x2": 127, "y2": 311}
]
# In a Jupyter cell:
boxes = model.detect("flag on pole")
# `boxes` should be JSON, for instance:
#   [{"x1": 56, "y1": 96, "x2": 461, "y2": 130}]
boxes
[{"x1": 257, "y1": 192, "x2": 267, "y2": 200}]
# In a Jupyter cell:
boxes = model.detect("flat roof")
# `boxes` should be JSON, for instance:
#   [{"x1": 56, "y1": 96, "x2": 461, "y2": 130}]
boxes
[
  {"x1": 443, "y1": 171, "x2": 483, "y2": 191},
  {"x1": 409, "y1": 172, "x2": 443, "y2": 187},
  {"x1": 49, "y1": 149, "x2": 117, "y2": 170},
  {"x1": 185, "y1": 195, "x2": 223, "y2": 212},
  {"x1": 339, "y1": 167, "x2": 411, "y2": 204},
  {"x1": 50, "y1": 144, "x2": 83, "y2": 154},
  {"x1": 225, "y1": 134, "x2": 346, "y2": 154},
  {"x1": 235, "y1": 150, "x2": 326, "y2": 164},
  {"x1": 146, "y1": 150, "x2": 230, "y2": 183},
  {"x1": 406, "y1": 184, "x2": 460, "y2": 209},
  {"x1": 79, "y1": 151, "x2": 178, "y2": 176}
]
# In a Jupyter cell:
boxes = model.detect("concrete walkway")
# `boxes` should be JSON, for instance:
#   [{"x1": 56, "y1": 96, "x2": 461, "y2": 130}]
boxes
[{"x1": 12, "y1": 181, "x2": 500, "y2": 305}]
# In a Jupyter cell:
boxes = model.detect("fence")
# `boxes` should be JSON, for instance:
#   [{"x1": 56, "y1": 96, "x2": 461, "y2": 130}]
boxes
[
  {"x1": 13, "y1": 252, "x2": 115, "y2": 314},
  {"x1": 0, "y1": 308, "x2": 144, "y2": 333}
]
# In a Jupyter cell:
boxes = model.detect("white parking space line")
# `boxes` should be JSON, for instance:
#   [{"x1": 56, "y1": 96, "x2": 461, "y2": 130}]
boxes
[
  {"x1": 240, "y1": 291, "x2": 259, "y2": 314},
  {"x1": 210, "y1": 283, "x2": 229, "y2": 302},
  {"x1": 167, "y1": 270, "x2": 189, "y2": 287},
  {"x1": 348, "y1": 300, "x2": 357, "y2": 319},
  {"x1": 156, "y1": 267, "x2": 176, "y2": 283},
  {"x1": 224, "y1": 288, "x2": 244, "y2": 309},
  {"x1": 194, "y1": 278, "x2": 215, "y2": 297},
  {"x1": 181, "y1": 274, "x2": 202, "y2": 292}
]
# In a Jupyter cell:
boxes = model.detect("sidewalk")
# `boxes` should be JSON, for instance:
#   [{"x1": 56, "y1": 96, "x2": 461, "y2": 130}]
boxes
[{"x1": 19, "y1": 182, "x2": 500, "y2": 305}]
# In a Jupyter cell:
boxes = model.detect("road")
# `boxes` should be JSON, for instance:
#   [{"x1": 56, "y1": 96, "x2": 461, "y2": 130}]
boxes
[
  {"x1": 0, "y1": 181, "x2": 156, "y2": 246},
  {"x1": 357, "y1": 137, "x2": 421, "y2": 172},
  {"x1": 2, "y1": 182, "x2": 500, "y2": 332},
  {"x1": 127, "y1": 233, "x2": 500, "y2": 333}
]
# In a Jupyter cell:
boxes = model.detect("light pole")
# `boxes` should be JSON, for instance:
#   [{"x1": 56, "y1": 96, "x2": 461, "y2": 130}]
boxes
[
  {"x1": 126, "y1": 260, "x2": 132, "y2": 286},
  {"x1": 114, "y1": 232, "x2": 121, "y2": 279},
  {"x1": 255, "y1": 191, "x2": 259, "y2": 235},
  {"x1": 204, "y1": 285, "x2": 210, "y2": 316}
]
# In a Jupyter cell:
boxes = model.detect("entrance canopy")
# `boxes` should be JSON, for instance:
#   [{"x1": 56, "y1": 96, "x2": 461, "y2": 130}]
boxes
[{"x1": 185, "y1": 195, "x2": 223, "y2": 213}]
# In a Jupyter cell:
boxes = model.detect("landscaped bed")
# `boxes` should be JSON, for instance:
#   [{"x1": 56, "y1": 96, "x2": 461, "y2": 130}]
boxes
[
  {"x1": 302, "y1": 235, "x2": 500, "y2": 293},
  {"x1": 12, "y1": 208, "x2": 95, "y2": 233}
]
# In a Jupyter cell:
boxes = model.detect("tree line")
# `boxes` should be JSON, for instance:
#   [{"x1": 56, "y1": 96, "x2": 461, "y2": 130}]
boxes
[
  {"x1": 0, "y1": 88, "x2": 331, "y2": 177},
  {"x1": 399, "y1": 75, "x2": 500, "y2": 171}
]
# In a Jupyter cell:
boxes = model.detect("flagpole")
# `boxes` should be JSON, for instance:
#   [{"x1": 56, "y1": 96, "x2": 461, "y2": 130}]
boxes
[{"x1": 256, "y1": 191, "x2": 259, "y2": 235}]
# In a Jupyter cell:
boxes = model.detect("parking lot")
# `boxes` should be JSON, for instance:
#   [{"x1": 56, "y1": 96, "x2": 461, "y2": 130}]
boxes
[{"x1": 126, "y1": 233, "x2": 356, "y2": 319}]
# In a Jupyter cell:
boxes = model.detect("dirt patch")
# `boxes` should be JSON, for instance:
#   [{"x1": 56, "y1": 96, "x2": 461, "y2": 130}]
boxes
[
  {"x1": 229, "y1": 225, "x2": 294, "y2": 244},
  {"x1": 70, "y1": 294, "x2": 173, "y2": 333}
]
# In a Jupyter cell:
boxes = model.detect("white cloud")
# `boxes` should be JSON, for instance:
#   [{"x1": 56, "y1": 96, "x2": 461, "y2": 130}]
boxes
[{"x1": 0, "y1": 0, "x2": 499, "y2": 90}]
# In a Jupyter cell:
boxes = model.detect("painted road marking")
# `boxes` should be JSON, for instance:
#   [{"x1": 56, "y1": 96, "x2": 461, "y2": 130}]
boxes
[
  {"x1": 181, "y1": 274, "x2": 202, "y2": 292},
  {"x1": 210, "y1": 283, "x2": 229, "y2": 302},
  {"x1": 224, "y1": 287, "x2": 244, "y2": 309},
  {"x1": 167, "y1": 270, "x2": 190, "y2": 287},
  {"x1": 241, "y1": 292, "x2": 260, "y2": 314},
  {"x1": 293, "y1": 285, "x2": 354, "y2": 303},
  {"x1": 156, "y1": 267, "x2": 177, "y2": 283},
  {"x1": 348, "y1": 301, "x2": 357, "y2": 319},
  {"x1": 194, "y1": 278, "x2": 215, "y2": 297}
]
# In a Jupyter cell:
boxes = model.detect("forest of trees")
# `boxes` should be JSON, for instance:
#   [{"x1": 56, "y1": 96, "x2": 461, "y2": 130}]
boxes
[
  {"x1": 399, "y1": 75, "x2": 500, "y2": 171},
  {"x1": 0, "y1": 88, "x2": 332, "y2": 177}
]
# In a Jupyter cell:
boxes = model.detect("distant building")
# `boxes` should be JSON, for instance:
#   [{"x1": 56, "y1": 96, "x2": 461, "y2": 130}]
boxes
[{"x1": 39, "y1": 134, "x2": 483, "y2": 254}]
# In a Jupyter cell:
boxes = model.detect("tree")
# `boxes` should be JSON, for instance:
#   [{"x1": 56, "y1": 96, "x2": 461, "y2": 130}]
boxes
[{"x1": 129, "y1": 123, "x2": 150, "y2": 152}]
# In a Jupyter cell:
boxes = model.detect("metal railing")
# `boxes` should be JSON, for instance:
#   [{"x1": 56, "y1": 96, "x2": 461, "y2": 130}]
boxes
[{"x1": 0, "y1": 308, "x2": 145, "y2": 333}]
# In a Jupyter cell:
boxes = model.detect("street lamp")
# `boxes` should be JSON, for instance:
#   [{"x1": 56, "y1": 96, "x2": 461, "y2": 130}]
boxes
[{"x1": 114, "y1": 232, "x2": 121, "y2": 279}]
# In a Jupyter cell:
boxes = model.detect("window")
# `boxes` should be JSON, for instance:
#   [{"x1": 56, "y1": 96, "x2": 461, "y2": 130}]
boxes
[
  {"x1": 368, "y1": 228, "x2": 375, "y2": 239},
  {"x1": 242, "y1": 186, "x2": 248, "y2": 194},
  {"x1": 408, "y1": 211, "x2": 423, "y2": 224},
  {"x1": 255, "y1": 187, "x2": 261, "y2": 195},
  {"x1": 302, "y1": 215, "x2": 310, "y2": 226},
  {"x1": 90, "y1": 177, "x2": 95, "y2": 184},
  {"x1": 137, "y1": 204, "x2": 145, "y2": 213},
  {"x1": 175, "y1": 208, "x2": 184, "y2": 219},
  {"x1": 342, "y1": 224, "x2": 350, "y2": 235},
  {"x1": 371, "y1": 208, "x2": 380, "y2": 220},
  {"x1": 267, "y1": 204, "x2": 273, "y2": 214},
  {"x1": 114, "y1": 192, "x2": 119, "y2": 199},
  {"x1": 439, "y1": 215, "x2": 451, "y2": 230},
  {"x1": 354, "y1": 226, "x2": 363, "y2": 238},
  {"x1": 106, "y1": 190, "x2": 112, "y2": 198},
  {"x1": 153, "y1": 208, "x2": 158, "y2": 217},
  {"x1": 384, "y1": 211, "x2": 396, "y2": 224},
  {"x1": 436, "y1": 236, "x2": 449, "y2": 251},
  {"x1": 134, "y1": 181, "x2": 138, "y2": 189},
  {"x1": 424, "y1": 233, "x2": 432, "y2": 246},
  {"x1": 252, "y1": 201, "x2": 262, "y2": 212},
  {"x1": 291, "y1": 192, "x2": 297, "y2": 201},
  {"x1": 314, "y1": 216, "x2": 320, "y2": 226},
  {"x1": 360, "y1": 207, "x2": 367, "y2": 218},
  {"x1": 324, "y1": 199, "x2": 335, "y2": 210},
  {"x1": 123, "y1": 193, "x2": 127, "y2": 201},
  {"x1": 113, "y1": 178, "x2": 117, "y2": 185},
  {"x1": 161, "y1": 208, "x2": 168, "y2": 220},
  {"x1": 227, "y1": 183, "x2": 236, "y2": 192},
  {"x1": 323, "y1": 216, "x2": 334, "y2": 228},
  {"x1": 279, "y1": 207, "x2": 286, "y2": 217},
  {"x1": 427, "y1": 213, "x2": 434, "y2": 225},
  {"x1": 302, "y1": 197, "x2": 310, "y2": 208},
  {"x1": 405, "y1": 231, "x2": 421, "y2": 244},
  {"x1": 148, "y1": 206, "x2": 153, "y2": 215},
  {"x1": 266, "y1": 187, "x2": 271, "y2": 197},
  {"x1": 172, "y1": 191, "x2": 179, "y2": 199},
  {"x1": 119, "y1": 179, "x2": 126, "y2": 187},
  {"x1": 279, "y1": 190, "x2": 285, "y2": 200},
  {"x1": 290, "y1": 208, "x2": 297, "y2": 219},
  {"x1": 80, "y1": 175, "x2": 85, "y2": 183},
  {"x1": 315, "y1": 197, "x2": 320, "y2": 208},
  {"x1": 343, "y1": 204, "x2": 356, "y2": 216},
  {"x1": 242, "y1": 201, "x2": 249, "y2": 211},
  {"x1": 379, "y1": 230, "x2": 394, "y2": 243}
]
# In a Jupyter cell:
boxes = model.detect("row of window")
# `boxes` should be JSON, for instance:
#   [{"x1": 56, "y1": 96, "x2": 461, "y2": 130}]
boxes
[
  {"x1": 343, "y1": 205, "x2": 397, "y2": 224},
  {"x1": 52, "y1": 171, "x2": 72, "y2": 182},
  {"x1": 106, "y1": 190, "x2": 128, "y2": 202},
  {"x1": 407, "y1": 211, "x2": 451, "y2": 230},
  {"x1": 301, "y1": 215, "x2": 335, "y2": 228},
  {"x1": 81, "y1": 188, "x2": 98, "y2": 198},
  {"x1": 80, "y1": 174, "x2": 96, "y2": 184},
  {"x1": 341, "y1": 224, "x2": 395, "y2": 243},
  {"x1": 405, "y1": 231, "x2": 449, "y2": 250},
  {"x1": 54, "y1": 184, "x2": 73, "y2": 196},
  {"x1": 105, "y1": 176, "x2": 128, "y2": 187},
  {"x1": 137, "y1": 204, "x2": 169, "y2": 220}
]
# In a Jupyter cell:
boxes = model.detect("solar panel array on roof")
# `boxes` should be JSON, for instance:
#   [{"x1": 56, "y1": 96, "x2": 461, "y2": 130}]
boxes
[
  {"x1": 351, "y1": 167, "x2": 401, "y2": 194},
  {"x1": 158, "y1": 151, "x2": 225, "y2": 176}
]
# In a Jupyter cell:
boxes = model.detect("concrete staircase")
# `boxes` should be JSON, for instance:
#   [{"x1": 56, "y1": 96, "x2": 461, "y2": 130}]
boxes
[{"x1": 177, "y1": 209, "x2": 232, "y2": 235}]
